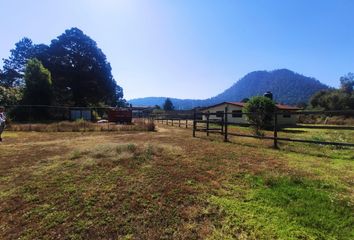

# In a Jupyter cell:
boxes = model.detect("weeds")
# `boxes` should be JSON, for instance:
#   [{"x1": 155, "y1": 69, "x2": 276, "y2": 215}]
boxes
[
  {"x1": 210, "y1": 175, "x2": 354, "y2": 239},
  {"x1": 69, "y1": 150, "x2": 82, "y2": 160},
  {"x1": 6, "y1": 120, "x2": 156, "y2": 132}
]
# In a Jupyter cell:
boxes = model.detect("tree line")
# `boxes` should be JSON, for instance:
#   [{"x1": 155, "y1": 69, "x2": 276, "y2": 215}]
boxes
[
  {"x1": 309, "y1": 73, "x2": 354, "y2": 110},
  {"x1": 0, "y1": 27, "x2": 125, "y2": 108}
]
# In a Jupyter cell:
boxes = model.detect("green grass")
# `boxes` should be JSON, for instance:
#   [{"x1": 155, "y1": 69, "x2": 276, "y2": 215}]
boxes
[
  {"x1": 197, "y1": 124, "x2": 354, "y2": 239},
  {"x1": 1, "y1": 127, "x2": 353, "y2": 239},
  {"x1": 209, "y1": 174, "x2": 354, "y2": 240},
  {"x1": 225, "y1": 124, "x2": 354, "y2": 144}
]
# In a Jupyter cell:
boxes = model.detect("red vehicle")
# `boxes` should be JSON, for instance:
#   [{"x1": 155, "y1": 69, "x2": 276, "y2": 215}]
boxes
[{"x1": 107, "y1": 108, "x2": 132, "y2": 123}]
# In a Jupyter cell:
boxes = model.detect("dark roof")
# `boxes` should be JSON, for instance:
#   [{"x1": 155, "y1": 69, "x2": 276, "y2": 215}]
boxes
[
  {"x1": 202, "y1": 102, "x2": 245, "y2": 109},
  {"x1": 131, "y1": 106, "x2": 154, "y2": 110},
  {"x1": 275, "y1": 104, "x2": 302, "y2": 110},
  {"x1": 204, "y1": 101, "x2": 301, "y2": 111}
]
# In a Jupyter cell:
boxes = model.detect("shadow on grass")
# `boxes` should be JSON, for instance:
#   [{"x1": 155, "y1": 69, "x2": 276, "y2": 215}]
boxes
[{"x1": 280, "y1": 129, "x2": 307, "y2": 134}]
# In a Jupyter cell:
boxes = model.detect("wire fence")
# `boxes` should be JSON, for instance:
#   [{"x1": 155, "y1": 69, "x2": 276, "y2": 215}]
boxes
[
  {"x1": 4, "y1": 105, "x2": 113, "y2": 122},
  {"x1": 2, "y1": 105, "x2": 154, "y2": 132}
]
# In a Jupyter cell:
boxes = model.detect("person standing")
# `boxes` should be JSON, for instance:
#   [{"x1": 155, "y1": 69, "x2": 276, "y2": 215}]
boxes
[{"x1": 0, "y1": 106, "x2": 6, "y2": 142}]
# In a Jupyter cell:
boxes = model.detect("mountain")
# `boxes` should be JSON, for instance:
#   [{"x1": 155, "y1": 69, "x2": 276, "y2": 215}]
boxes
[
  {"x1": 129, "y1": 69, "x2": 330, "y2": 109},
  {"x1": 126, "y1": 97, "x2": 207, "y2": 110}
]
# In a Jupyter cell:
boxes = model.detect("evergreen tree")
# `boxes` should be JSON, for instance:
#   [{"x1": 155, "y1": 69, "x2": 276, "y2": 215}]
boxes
[
  {"x1": 163, "y1": 98, "x2": 174, "y2": 111},
  {"x1": 47, "y1": 27, "x2": 120, "y2": 106},
  {"x1": 1, "y1": 28, "x2": 125, "y2": 107},
  {"x1": 1, "y1": 38, "x2": 36, "y2": 87}
]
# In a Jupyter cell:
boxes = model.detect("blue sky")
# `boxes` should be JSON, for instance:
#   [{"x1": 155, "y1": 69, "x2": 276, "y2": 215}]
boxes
[{"x1": 0, "y1": 0, "x2": 353, "y2": 99}]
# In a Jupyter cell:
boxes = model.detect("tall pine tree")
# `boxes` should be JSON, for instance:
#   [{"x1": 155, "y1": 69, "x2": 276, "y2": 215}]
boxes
[{"x1": 47, "y1": 27, "x2": 120, "y2": 106}]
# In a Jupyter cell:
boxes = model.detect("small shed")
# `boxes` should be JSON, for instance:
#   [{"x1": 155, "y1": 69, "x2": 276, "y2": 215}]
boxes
[
  {"x1": 70, "y1": 108, "x2": 92, "y2": 121},
  {"x1": 108, "y1": 108, "x2": 132, "y2": 123}
]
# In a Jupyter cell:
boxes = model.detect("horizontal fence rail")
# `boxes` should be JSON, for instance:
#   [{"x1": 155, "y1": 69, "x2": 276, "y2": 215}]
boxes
[
  {"x1": 153, "y1": 108, "x2": 354, "y2": 148},
  {"x1": 3, "y1": 105, "x2": 353, "y2": 148}
]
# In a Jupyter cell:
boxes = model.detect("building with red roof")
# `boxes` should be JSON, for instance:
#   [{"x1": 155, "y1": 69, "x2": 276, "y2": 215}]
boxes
[{"x1": 202, "y1": 101, "x2": 301, "y2": 125}]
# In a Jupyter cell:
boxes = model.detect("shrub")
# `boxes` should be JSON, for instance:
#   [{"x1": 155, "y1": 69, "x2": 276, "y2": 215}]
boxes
[
  {"x1": 132, "y1": 119, "x2": 156, "y2": 131},
  {"x1": 146, "y1": 122, "x2": 155, "y2": 131},
  {"x1": 243, "y1": 96, "x2": 276, "y2": 136}
]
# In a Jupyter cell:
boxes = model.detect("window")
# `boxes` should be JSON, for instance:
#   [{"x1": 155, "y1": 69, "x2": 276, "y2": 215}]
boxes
[
  {"x1": 283, "y1": 113, "x2": 291, "y2": 118},
  {"x1": 216, "y1": 111, "x2": 224, "y2": 118},
  {"x1": 232, "y1": 110, "x2": 242, "y2": 118}
]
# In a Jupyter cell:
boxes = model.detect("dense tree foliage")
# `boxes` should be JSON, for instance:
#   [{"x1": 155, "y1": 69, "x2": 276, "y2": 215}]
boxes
[
  {"x1": 163, "y1": 98, "x2": 174, "y2": 111},
  {"x1": 0, "y1": 86, "x2": 23, "y2": 106},
  {"x1": 47, "y1": 28, "x2": 118, "y2": 106},
  {"x1": 340, "y1": 73, "x2": 354, "y2": 94},
  {"x1": 23, "y1": 59, "x2": 52, "y2": 105},
  {"x1": 1, "y1": 38, "x2": 35, "y2": 87},
  {"x1": 243, "y1": 96, "x2": 276, "y2": 135},
  {"x1": 0, "y1": 28, "x2": 124, "y2": 107},
  {"x1": 310, "y1": 91, "x2": 353, "y2": 110},
  {"x1": 310, "y1": 73, "x2": 354, "y2": 110}
]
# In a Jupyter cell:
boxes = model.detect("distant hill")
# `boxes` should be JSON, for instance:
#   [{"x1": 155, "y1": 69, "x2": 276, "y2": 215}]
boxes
[
  {"x1": 129, "y1": 69, "x2": 329, "y2": 109},
  {"x1": 127, "y1": 97, "x2": 207, "y2": 110}
]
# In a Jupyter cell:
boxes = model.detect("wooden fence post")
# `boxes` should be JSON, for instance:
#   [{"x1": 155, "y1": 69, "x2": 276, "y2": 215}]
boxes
[
  {"x1": 185, "y1": 119, "x2": 188, "y2": 128},
  {"x1": 221, "y1": 115, "x2": 224, "y2": 135},
  {"x1": 193, "y1": 109, "x2": 196, "y2": 137},
  {"x1": 29, "y1": 106, "x2": 32, "y2": 131},
  {"x1": 206, "y1": 111, "x2": 210, "y2": 136},
  {"x1": 179, "y1": 119, "x2": 181, "y2": 127},
  {"x1": 224, "y1": 106, "x2": 228, "y2": 142},
  {"x1": 273, "y1": 111, "x2": 278, "y2": 148}
]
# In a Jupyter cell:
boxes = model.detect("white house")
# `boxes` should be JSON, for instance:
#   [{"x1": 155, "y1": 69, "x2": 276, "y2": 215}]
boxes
[{"x1": 201, "y1": 102, "x2": 301, "y2": 126}]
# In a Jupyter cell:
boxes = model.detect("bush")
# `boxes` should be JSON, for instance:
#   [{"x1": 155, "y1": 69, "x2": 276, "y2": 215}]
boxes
[
  {"x1": 243, "y1": 96, "x2": 276, "y2": 136},
  {"x1": 146, "y1": 122, "x2": 155, "y2": 131},
  {"x1": 132, "y1": 119, "x2": 156, "y2": 131}
]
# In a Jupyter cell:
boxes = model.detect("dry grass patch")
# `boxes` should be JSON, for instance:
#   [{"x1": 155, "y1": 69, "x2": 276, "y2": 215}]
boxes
[
  {"x1": 6, "y1": 119, "x2": 156, "y2": 133},
  {"x1": 0, "y1": 126, "x2": 353, "y2": 239},
  {"x1": 0, "y1": 133, "x2": 214, "y2": 239}
]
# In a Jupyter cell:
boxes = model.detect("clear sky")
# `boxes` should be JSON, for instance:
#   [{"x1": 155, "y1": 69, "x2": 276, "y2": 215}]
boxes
[{"x1": 0, "y1": 0, "x2": 353, "y2": 99}]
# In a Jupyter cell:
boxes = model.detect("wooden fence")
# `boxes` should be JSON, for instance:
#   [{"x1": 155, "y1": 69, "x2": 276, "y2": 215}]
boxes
[
  {"x1": 152, "y1": 109, "x2": 354, "y2": 148},
  {"x1": 155, "y1": 118, "x2": 194, "y2": 129}
]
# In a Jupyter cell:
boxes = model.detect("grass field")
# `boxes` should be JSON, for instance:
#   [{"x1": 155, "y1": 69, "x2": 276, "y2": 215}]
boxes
[{"x1": 0, "y1": 124, "x2": 353, "y2": 239}]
